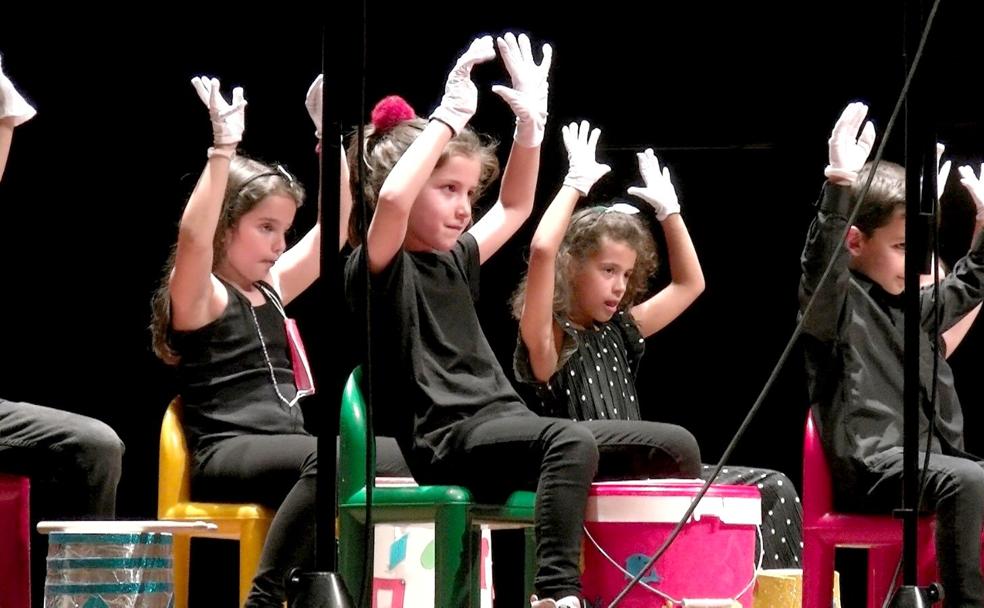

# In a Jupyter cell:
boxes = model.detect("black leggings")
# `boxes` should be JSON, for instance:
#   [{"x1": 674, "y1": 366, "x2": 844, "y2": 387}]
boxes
[
  {"x1": 848, "y1": 451, "x2": 984, "y2": 608},
  {"x1": 417, "y1": 415, "x2": 701, "y2": 600},
  {"x1": 192, "y1": 433, "x2": 410, "y2": 608}
]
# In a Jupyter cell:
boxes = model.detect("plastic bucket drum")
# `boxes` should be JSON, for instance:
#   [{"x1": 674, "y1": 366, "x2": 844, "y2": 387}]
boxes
[
  {"x1": 44, "y1": 532, "x2": 173, "y2": 608},
  {"x1": 581, "y1": 479, "x2": 761, "y2": 608}
]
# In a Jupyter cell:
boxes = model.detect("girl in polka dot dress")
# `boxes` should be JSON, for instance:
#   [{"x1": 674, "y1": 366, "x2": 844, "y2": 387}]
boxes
[{"x1": 512, "y1": 120, "x2": 802, "y2": 569}]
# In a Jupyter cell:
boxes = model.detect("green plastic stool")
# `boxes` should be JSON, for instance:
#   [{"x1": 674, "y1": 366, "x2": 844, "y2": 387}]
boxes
[{"x1": 338, "y1": 368, "x2": 537, "y2": 607}]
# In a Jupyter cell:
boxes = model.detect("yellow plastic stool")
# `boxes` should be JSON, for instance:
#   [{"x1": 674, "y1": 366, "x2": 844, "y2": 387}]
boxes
[{"x1": 158, "y1": 398, "x2": 275, "y2": 608}]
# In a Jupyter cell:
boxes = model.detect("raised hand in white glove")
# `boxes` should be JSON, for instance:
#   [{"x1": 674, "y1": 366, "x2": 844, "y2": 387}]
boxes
[
  {"x1": 491, "y1": 32, "x2": 552, "y2": 147},
  {"x1": 561, "y1": 120, "x2": 611, "y2": 196},
  {"x1": 627, "y1": 148, "x2": 680, "y2": 221},
  {"x1": 0, "y1": 54, "x2": 37, "y2": 126},
  {"x1": 191, "y1": 76, "x2": 246, "y2": 146},
  {"x1": 958, "y1": 163, "x2": 984, "y2": 221},
  {"x1": 936, "y1": 142, "x2": 951, "y2": 200},
  {"x1": 825, "y1": 101, "x2": 876, "y2": 185},
  {"x1": 429, "y1": 36, "x2": 496, "y2": 136},
  {"x1": 306, "y1": 74, "x2": 323, "y2": 139}
]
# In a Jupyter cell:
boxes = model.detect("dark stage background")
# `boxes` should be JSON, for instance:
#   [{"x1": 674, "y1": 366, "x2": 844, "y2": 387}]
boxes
[{"x1": 3, "y1": 3, "x2": 984, "y2": 606}]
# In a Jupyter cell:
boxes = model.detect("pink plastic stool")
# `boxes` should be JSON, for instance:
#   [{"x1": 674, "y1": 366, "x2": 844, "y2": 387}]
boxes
[
  {"x1": 802, "y1": 411, "x2": 937, "y2": 608},
  {"x1": 0, "y1": 473, "x2": 30, "y2": 608}
]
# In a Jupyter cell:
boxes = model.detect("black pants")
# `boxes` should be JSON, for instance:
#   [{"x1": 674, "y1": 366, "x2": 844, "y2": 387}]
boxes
[
  {"x1": 416, "y1": 415, "x2": 701, "y2": 601},
  {"x1": 847, "y1": 450, "x2": 984, "y2": 608},
  {"x1": 192, "y1": 433, "x2": 410, "y2": 608},
  {"x1": 0, "y1": 399, "x2": 125, "y2": 608}
]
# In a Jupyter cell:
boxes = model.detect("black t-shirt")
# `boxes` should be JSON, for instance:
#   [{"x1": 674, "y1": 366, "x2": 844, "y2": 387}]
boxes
[{"x1": 345, "y1": 234, "x2": 531, "y2": 470}]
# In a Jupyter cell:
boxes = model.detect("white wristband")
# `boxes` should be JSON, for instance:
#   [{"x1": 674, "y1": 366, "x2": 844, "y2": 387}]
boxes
[
  {"x1": 824, "y1": 166, "x2": 857, "y2": 185},
  {"x1": 207, "y1": 146, "x2": 235, "y2": 160}
]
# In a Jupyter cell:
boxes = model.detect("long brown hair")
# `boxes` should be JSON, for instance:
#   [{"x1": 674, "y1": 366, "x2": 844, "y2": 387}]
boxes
[{"x1": 150, "y1": 156, "x2": 306, "y2": 365}]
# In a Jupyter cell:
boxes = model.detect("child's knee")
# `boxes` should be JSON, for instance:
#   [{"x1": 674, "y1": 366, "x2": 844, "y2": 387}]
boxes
[
  {"x1": 949, "y1": 461, "x2": 984, "y2": 502},
  {"x1": 670, "y1": 426, "x2": 702, "y2": 477},
  {"x1": 552, "y1": 421, "x2": 599, "y2": 472},
  {"x1": 73, "y1": 419, "x2": 124, "y2": 472}
]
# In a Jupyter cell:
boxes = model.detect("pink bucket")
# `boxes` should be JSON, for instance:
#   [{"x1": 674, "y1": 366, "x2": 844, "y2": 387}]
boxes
[{"x1": 581, "y1": 480, "x2": 761, "y2": 608}]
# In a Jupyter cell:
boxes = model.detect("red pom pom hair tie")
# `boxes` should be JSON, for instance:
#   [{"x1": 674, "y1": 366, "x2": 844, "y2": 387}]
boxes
[{"x1": 371, "y1": 95, "x2": 416, "y2": 132}]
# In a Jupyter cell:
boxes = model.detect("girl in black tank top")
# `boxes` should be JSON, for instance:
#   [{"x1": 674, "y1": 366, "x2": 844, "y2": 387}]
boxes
[{"x1": 148, "y1": 75, "x2": 408, "y2": 608}]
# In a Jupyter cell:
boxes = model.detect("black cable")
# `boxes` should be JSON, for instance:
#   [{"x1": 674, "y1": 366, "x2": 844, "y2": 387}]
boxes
[
  {"x1": 609, "y1": 1, "x2": 941, "y2": 604},
  {"x1": 348, "y1": 2, "x2": 374, "y2": 606}
]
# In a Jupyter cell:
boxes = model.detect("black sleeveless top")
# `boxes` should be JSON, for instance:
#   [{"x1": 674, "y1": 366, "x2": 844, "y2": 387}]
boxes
[{"x1": 173, "y1": 279, "x2": 306, "y2": 464}]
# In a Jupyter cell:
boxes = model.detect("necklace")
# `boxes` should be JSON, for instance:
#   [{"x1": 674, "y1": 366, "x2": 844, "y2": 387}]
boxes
[{"x1": 247, "y1": 302, "x2": 301, "y2": 408}]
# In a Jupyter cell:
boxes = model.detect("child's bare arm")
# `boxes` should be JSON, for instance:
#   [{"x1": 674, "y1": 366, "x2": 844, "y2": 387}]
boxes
[
  {"x1": 170, "y1": 77, "x2": 245, "y2": 331},
  {"x1": 0, "y1": 119, "x2": 13, "y2": 183},
  {"x1": 368, "y1": 37, "x2": 495, "y2": 274},
  {"x1": 521, "y1": 121, "x2": 610, "y2": 381},
  {"x1": 470, "y1": 33, "x2": 552, "y2": 264},
  {"x1": 270, "y1": 75, "x2": 338, "y2": 305},
  {"x1": 626, "y1": 150, "x2": 705, "y2": 337}
]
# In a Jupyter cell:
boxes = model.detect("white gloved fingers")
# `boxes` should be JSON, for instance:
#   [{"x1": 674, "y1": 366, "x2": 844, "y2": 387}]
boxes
[
  {"x1": 938, "y1": 160, "x2": 951, "y2": 199},
  {"x1": 496, "y1": 33, "x2": 521, "y2": 80},
  {"x1": 561, "y1": 121, "x2": 577, "y2": 154},
  {"x1": 517, "y1": 32, "x2": 534, "y2": 65},
  {"x1": 857, "y1": 120, "x2": 876, "y2": 157},
  {"x1": 561, "y1": 120, "x2": 610, "y2": 195},
  {"x1": 586, "y1": 123, "x2": 601, "y2": 156},
  {"x1": 637, "y1": 148, "x2": 659, "y2": 183},
  {"x1": 497, "y1": 32, "x2": 552, "y2": 90},
  {"x1": 830, "y1": 102, "x2": 867, "y2": 144},
  {"x1": 306, "y1": 73, "x2": 324, "y2": 137},
  {"x1": 490, "y1": 85, "x2": 524, "y2": 116},
  {"x1": 191, "y1": 76, "x2": 211, "y2": 106},
  {"x1": 538, "y1": 43, "x2": 553, "y2": 77},
  {"x1": 0, "y1": 55, "x2": 37, "y2": 125},
  {"x1": 958, "y1": 164, "x2": 984, "y2": 217},
  {"x1": 208, "y1": 78, "x2": 222, "y2": 112},
  {"x1": 455, "y1": 35, "x2": 496, "y2": 75},
  {"x1": 220, "y1": 86, "x2": 246, "y2": 119}
]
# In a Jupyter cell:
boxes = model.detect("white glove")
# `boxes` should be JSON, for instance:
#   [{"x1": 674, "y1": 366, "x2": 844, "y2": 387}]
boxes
[
  {"x1": 825, "y1": 101, "x2": 876, "y2": 184},
  {"x1": 430, "y1": 36, "x2": 496, "y2": 135},
  {"x1": 958, "y1": 163, "x2": 984, "y2": 220},
  {"x1": 627, "y1": 148, "x2": 680, "y2": 221},
  {"x1": 491, "y1": 32, "x2": 552, "y2": 147},
  {"x1": 191, "y1": 76, "x2": 246, "y2": 146},
  {"x1": 306, "y1": 74, "x2": 323, "y2": 139},
  {"x1": 0, "y1": 54, "x2": 37, "y2": 126},
  {"x1": 561, "y1": 120, "x2": 610, "y2": 196},
  {"x1": 936, "y1": 142, "x2": 951, "y2": 200}
]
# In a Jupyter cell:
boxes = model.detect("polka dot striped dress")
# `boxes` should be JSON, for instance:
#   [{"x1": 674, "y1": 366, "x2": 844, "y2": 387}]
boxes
[{"x1": 515, "y1": 311, "x2": 645, "y2": 421}]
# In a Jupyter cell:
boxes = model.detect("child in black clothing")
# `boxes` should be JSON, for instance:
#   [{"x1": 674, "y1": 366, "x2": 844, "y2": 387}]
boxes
[
  {"x1": 800, "y1": 101, "x2": 984, "y2": 607},
  {"x1": 344, "y1": 35, "x2": 701, "y2": 608}
]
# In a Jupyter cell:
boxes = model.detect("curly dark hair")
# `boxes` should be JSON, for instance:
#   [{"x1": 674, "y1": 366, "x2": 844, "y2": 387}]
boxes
[{"x1": 512, "y1": 204, "x2": 658, "y2": 321}]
